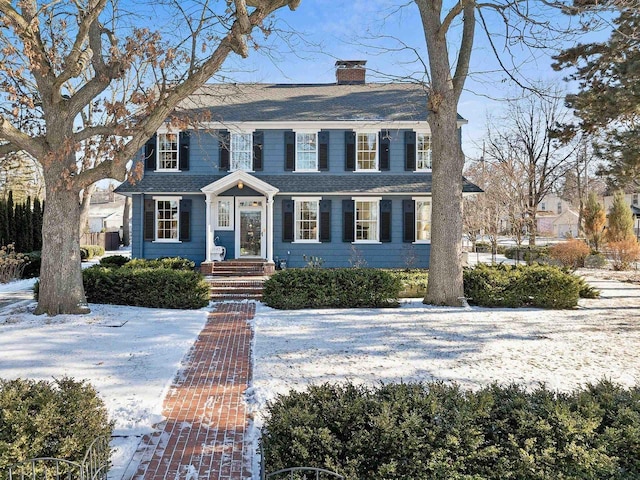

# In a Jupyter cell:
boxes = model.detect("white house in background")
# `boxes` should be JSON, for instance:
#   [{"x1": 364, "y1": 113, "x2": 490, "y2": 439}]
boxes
[
  {"x1": 88, "y1": 194, "x2": 128, "y2": 233},
  {"x1": 536, "y1": 194, "x2": 579, "y2": 238}
]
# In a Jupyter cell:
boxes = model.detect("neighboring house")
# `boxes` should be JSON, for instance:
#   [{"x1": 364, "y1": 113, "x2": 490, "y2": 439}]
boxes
[
  {"x1": 87, "y1": 193, "x2": 128, "y2": 233},
  {"x1": 536, "y1": 194, "x2": 579, "y2": 238},
  {"x1": 115, "y1": 61, "x2": 481, "y2": 269}
]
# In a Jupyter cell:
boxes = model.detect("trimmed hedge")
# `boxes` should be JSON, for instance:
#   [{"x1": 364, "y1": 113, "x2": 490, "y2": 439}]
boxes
[
  {"x1": 99, "y1": 255, "x2": 130, "y2": 267},
  {"x1": 0, "y1": 377, "x2": 113, "y2": 471},
  {"x1": 82, "y1": 265, "x2": 209, "y2": 309},
  {"x1": 262, "y1": 380, "x2": 640, "y2": 480},
  {"x1": 463, "y1": 263, "x2": 583, "y2": 308},
  {"x1": 122, "y1": 257, "x2": 195, "y2": 270},
  {"x1": 262, "y1": 268, "x2": 401, "y2": 309},
  {"x1": 504, "y1": 245, "x2": 550, "y2": 262},
  {"x1": 387, "y1": 269, "x2": 429, "y2": 298}
]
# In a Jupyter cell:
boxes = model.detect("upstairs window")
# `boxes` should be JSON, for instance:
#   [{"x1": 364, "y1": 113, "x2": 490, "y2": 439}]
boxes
[
  {"x1": 296, "y1": 132, "x2": 318, "y2": 171},
  {"x1": 416, "y1": 133, "x2": 432, "y2": 171},
  {"x1": 157, "y1": 133, "x2": 179, "y2": 170},
  {"x1": 356, "y1": 133, "x2": 378, "y2": 171},
  {"x1": 231, "y1": 133, "x2": 253, "y2": 171}
]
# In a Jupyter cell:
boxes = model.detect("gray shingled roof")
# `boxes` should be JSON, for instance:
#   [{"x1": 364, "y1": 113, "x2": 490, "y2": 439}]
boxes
[
  {"x1": 115, "y1": 174, "x2": 483, "y2": 195},
  {"x1": 178, "y1": 83, "x2": 436, "y2": 123}
]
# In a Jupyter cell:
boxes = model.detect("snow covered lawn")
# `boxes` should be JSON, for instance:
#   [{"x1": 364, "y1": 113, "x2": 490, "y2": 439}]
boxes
[{"x1": 0, "y1": 301, "x2": 209, "y2": 480}]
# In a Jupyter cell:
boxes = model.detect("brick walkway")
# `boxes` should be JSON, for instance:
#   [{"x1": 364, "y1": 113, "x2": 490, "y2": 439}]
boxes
[{"x1": 132, "y1": 302, "x2": 256, "y2": 480}]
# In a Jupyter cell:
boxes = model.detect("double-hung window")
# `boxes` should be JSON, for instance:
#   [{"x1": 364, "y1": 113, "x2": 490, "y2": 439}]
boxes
[
  {"x1": 157, "y1": 133, "x2": 179, "y2": 171},
  {"x1": 356, "y1": 132, "x2": 378, "y2": 171},
  {"x1": 294, "y1": 197, "x2": 320, "y2": 242},
  {"x1": 296, "y1": 132, "x2": 318, "y2": 171},
  {"x1": 416, "y1": 133, "x2": 432, "y2": 171},
  {"x1": 354, "y1": 198, "x2": 380, "y2": 242},
  {"x1": 230, "y1": 132, "x2": 253, "y2": 171},
  {"x1": 414, "y1": 198, "x2": 431, "y2": 242},
  {"x1": 155, "y1": 197, "x2": 180, "y2": 241}
]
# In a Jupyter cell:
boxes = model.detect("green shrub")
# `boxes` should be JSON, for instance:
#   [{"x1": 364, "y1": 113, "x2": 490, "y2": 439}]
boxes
[
  {"x1": 0, "y1": 377, "x2": 113, "y2": 471},
  {"x1": 504, "y1": 245, "x2": 550, "y2": 262},
  {"x1": 262, "y1": 268, "x2": 401, "y2": 309},
  {"x1": 21, "y1": 251, "x2": 41, "y2": 279},
  {"x1": 577, "y1": 276, "x2": 601, "y2": 299},
  {"x1": 122, "y1": 257, "x2": 195, "y2": 270},
  {"x1": 474, "y1": 241, "x2": 491, "y2": 253},
  {"x1": 262, "y1": 380, "x2": 640, "y2": 480},
  {"x1": 82, "y1": 265, "x2": 209, "y2": 309},
  {"x1": 99, "y1": 255, "x2": 130, "y2": 267},
  {"x1": 387, "y1": 269, "x2": 428, "y2": 298},
  {"x1": 80, "y1": 245, "x2": 104, "y2": 260},
  {"x1": 463, "y1": 263, "x2": 582, "y2": 308}
]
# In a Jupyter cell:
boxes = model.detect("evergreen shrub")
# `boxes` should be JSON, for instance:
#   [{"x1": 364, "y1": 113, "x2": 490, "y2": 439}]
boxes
[
  {"x1": 21, "y1": 251, "x2": 41, "y2": 279},
  {"x1": 387, "y1": 269, "x2": 429, "y2": 297},
  {"x1": 82, "y1": 265, "x2": 209, "y2": 309},
  {"x1": 0, "y1": 377, "x2": 113, "y2": 472},
  {"x1": 80, "y1": 245, "x2": 105, "y2": 260},
  {"x1": 99, "y1": 255, "x2": 130, "y2": 267},
  {"x1": 122, "y1": 257, "x2": 195, "y2": 270},
  {"x1": 463, "y1": 263, "x2": 582, "y2": 308},
  {"x1": 262, "y1": 380, "x2": 640, "y2": 480},
  {"x1": 262, "y1": 268, "x2": 401, "y2": 309},
  {"x1": 504, "y1": 245, "x2": 550, "y2": 262}
]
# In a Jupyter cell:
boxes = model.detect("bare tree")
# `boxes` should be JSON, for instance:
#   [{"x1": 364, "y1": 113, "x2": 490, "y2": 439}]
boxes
[
  {"x1": 0, "y1": 0, "x2": 300, "y2": 315},
  {"x1": 484, "y1": 90, "x2": 576, "y2": 246}
]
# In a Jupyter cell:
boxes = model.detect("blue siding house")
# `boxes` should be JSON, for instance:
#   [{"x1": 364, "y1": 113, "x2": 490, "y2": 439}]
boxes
[{"x1": 115, "y1": 61, "x2": 481, "y2": 271}]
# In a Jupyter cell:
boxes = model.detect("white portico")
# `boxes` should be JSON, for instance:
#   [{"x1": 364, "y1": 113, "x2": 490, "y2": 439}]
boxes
[{"x1": 201, "y1": 171, "x2": 279, "y2": 264}]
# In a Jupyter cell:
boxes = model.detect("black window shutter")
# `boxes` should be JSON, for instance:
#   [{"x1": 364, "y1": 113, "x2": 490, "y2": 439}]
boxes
[
  {"x1": 253, "y1": 131, "x2": 264, "y2": 171},
  {"x1": 284, "y1": 131, "x2": 295, "y2": 171},
  {"x1": 219, "y1": 130, "x2": 230, "y2": 171},
  {"x1": 282, "y1": 199, "x2": 294, "y2": 242},
  {"x1": 380, "y1": 199, "x2": 392, "y2": 243},
  {"x1": 342, "y1": 199, "x2": 354, "y2": 242},
  {"x1": 403, "y1": 199, "x2": 415, "y2": 243},
  {"x1": 319, "y1": 199, "x2": 332, "y2": 242},
  {"x1": 179, "y1": 131, "x2": 190, "y2": 171},
  {"x1": 143, "y1": 198, "x2": 155, "y2": 241},
  {"x1": 144, "y1": 135, "x2": 156, "y2": 171},
  {"x1": 179, "y1": 199, "x2": 191, "y2": 242},
  {"x1": 379, "y1": 130, "x2": 390, "y2": 171},
  {"x1": 405, "y1": 131, "x2": 416, "y2": 171},
  {"x1": 345, "y1": 131, "x2": 355, "y2": 171},
  {"x1": 318, "y1": 131, "x2": 330, "y2": 171}
]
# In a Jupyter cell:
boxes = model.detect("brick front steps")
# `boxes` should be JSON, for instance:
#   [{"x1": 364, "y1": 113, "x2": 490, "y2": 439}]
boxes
[{"x1": 202, "y1": 260, "x2": 274, "y2": 301}]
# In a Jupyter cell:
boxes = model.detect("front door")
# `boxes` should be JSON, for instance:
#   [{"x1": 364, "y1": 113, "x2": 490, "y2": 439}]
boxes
[{"x1": 235, "y1": 198, "x2": 265, "y2": 258}]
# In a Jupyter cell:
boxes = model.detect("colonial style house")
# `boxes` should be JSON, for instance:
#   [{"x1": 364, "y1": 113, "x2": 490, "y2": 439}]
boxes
[{"x1": 115, "y1": 61, "x2": 481, "y2": 271}]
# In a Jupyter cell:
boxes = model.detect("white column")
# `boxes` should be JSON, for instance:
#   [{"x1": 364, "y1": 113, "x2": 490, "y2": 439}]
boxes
[
  {"x1": 266, "y1": 194, "x2": 274, "y2": 263},
  {"x1": 205, "y1": 195, "x2": 213, "y2": 262}
]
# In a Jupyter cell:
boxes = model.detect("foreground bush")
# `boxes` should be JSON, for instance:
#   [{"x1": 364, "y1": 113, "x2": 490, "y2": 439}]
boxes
[
  {"x1": 463, "y1": 263, "x2": 582, "y2": 308},
  {"x1": 549, "y1": 239, "x2": 591, "y2": 269},
  {"x1": 99, "y1": 255, "x2": 130, "y2": 267},
  {"x1": 0, "y1": 244, "x2": 27, "y2": 283},
  {"x1": 387, "y1": 269, "x2": 428, "y2": 297},
  {"x1": 262, "y1": 380, "x2": 640, "y2": 480},
  {"x1": 82, "y1": 265, "x2": 209, "y2": 309},
  {"x1": 0, "y1": 377, "x2": 113, "y2": 471},
  {"x1": 21, "y1": 251, "x2": 41, "y2": 279},
  {"x1": 262, "y1": 268, "x2": 401, "y2": 309}
]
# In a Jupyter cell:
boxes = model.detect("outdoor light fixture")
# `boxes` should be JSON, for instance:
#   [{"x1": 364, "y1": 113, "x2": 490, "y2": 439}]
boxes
[{"x1": 238, "y1": 181, "x2": 244, "y2": 189}]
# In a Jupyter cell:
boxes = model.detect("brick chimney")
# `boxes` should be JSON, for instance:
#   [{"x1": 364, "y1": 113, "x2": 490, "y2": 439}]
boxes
[{"x1": 335, "y1": 60, "x2": 366, "y2": 85}]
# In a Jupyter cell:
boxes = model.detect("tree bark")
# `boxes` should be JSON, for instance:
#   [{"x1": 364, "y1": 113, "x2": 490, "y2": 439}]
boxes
[
  {"x1": 35, "y1": 170, "x2": 88, "y2": 315},
  {"x1": 79, "y1": 183, "x2": 96, "y2": 238},
  {"x1": 122, "y1": 196, "x2": 131, "y2": 246}
]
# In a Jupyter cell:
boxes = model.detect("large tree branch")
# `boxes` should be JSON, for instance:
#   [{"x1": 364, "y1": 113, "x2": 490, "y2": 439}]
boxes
[
  {"x1": 55, "y1": 0, "x2": 108, "y2": 89},
  {"x1": 453, "y1": 0, "x2": 476, "y2": 103},
  {"x1": 0, "y1": 115, "x2": 46, "y2": 159}
]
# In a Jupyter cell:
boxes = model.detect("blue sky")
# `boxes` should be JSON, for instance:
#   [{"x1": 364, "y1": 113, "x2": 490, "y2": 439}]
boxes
[{"x1": 213, "y1": 0, "x2": 602, "y2": 158}]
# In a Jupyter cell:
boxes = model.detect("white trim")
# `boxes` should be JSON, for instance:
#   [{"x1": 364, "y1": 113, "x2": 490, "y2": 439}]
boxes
[
  {"x1": 201, "y1": 120, "x2": 460, "y2": 130},
  {"x1": 292, "y1": 196, "x2": 322, "y2": 202},
  {"x1": 152, "y1": 195, "x2": 182, "y2": 201},
  {"x1": 352, "y1": 196, "x2": 382, "y2": 202},
  {"x1": 201, "y1": 171, "x2": 279, "y2": 197}
]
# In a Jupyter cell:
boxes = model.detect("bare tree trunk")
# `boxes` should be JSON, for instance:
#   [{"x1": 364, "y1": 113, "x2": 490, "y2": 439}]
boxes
[
  {"x1": 122, "y1": 196, "x2": 131, "y2": 246},
  {"x1": 79, "y1": 183, "x2": 96, "y2": 238},
  {"x1": 35, "y1": 170, "x2": 88, "y2": 315}
]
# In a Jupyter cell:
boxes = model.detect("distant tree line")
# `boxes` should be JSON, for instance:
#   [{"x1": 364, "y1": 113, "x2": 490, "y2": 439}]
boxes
[{"x1": 0, "y1": 191, "x2": 43, "y2": 252}]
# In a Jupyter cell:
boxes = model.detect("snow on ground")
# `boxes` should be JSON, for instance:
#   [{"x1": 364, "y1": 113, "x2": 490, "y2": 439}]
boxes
[
  {"x1": 0, "y1": 301, "x2": 208, "y2": 480},
  {"x1": 248, "y1": 274, "x2": 640, "y2": 477}
]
